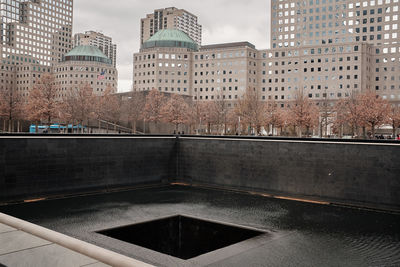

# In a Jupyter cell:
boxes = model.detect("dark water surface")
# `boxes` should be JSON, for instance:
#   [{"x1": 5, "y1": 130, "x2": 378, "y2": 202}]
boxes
[{"x1": 1, "y1": 185, "x2": 399, "y2": 267}]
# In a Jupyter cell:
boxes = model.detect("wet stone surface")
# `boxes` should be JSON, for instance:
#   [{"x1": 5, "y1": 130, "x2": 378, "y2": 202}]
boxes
[{"x1": 0, "y1": 185, "x2": 399, "y2": 267}]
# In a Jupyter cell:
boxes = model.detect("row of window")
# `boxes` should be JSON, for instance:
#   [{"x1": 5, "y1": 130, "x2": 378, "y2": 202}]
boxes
[
  {"x1": 135, "y1": 71, "x2": 189, "y2": 77},
  {"x1": 135, "y1": 53, "x2": 189, "y2": 61}
]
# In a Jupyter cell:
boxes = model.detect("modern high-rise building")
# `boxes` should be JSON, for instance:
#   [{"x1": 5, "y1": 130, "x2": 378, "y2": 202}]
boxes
[
  {"x1": 0, "y1": 0, "x2": 73, "y2": 67},
  {"x1": 74, "y1": 31, "x2": 117, "y2": 67},
  {"x1": 1, "y1": 1, "x2": 118, "y2": 100},
  {"x1": 263, "y1": 0, "x2": 400, "y2": 106},
  {"x1": 0, "y1": 0, "x2": 73, "y2": 98},
  {"x1": 140, "y1": 7, "x2": 202, "y2": 45}
]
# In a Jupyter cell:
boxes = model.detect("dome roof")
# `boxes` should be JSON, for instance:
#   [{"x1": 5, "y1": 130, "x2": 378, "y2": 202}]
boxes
[
  {"x1": 63, "y1": 45, "x2": 111, "y2": 64},
  {"x1": 142, "y1": 29, "x2": 198, "y2": 51}
]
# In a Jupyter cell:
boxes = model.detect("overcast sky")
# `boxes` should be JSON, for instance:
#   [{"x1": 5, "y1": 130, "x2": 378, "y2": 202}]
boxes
[{"x1": 73, "y1": 0, "x2": 270, "y2": 92}]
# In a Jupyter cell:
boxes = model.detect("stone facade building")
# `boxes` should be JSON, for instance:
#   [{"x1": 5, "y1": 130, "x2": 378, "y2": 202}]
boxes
[
  {"x1": 74, "y1": 31, "x2": 117, "y2": 68},
  {"x1": 192, "y1": 42, "x2": 258, "y2": 103},
  {"x1": 0, "y1": 0, "x2": 73, "y2": 99},
  {"x1": 134, "y1": 29, "x2": 196, "y2": 96},
  {"x1": 133, "y1": 29, "x2": 260, "y2": 107},
  {"x1": 140, "y1": 7, "x2": 202, "y2": 46},
  {"x1": 134, "y1": 2, "x2": 400, "y2": 107},
  {"x1": 263, "y1": 0, "x2": 400, "y2": 106},
  {"x1": 0, "y1": 0, "x2": 73, "y2": 67},
  {"x1": 54, "y1": 45, "x2": 118, "y2": 99},
  {"x1": 0, "y1": 1, "x2": 118, "y2": 101}
]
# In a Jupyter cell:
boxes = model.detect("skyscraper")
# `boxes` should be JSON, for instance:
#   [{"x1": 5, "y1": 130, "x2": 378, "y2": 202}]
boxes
[
  {"x1": 0, "y1": 0, "x2": 73, "y2": 67},
  {"x1": 262, "y1": 0, "x2": 400, "y2": 106},
  {"x1": 74, "y1": 31, "x2": 117, "y2": 67},
  {"x1": 0, "y1": 0, "x2": 73, "y2": 97},
  {"x1": 140, "y1": 7, "x2": 202, "y2": 45},
  {"x1": 270, "y1": 0, "x2": 399, "y2": 49}
]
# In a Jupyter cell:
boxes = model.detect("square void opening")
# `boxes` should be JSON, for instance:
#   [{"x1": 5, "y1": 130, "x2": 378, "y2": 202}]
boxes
[{"x1": 97, "y1": 215, "x2": 264, "y2": 260}]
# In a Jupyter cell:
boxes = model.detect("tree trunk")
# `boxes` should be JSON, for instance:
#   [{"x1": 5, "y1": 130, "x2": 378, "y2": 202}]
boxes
[
  {"x1": 371, "y1": 123, "x2": 375, "y2": 138},
  {"x1": 224, "y1": 117, "x2": 227, "y2": 136},
  {"x1": 362, "y1": 126, "x2": 367, "y2": 139},
  {"x1": 393, "y1": 121, "x2": 396, "y2": 138}
]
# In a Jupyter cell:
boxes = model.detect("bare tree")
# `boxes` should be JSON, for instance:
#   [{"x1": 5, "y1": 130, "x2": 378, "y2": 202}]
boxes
[
  {"x1": 358, "y1": 92, "x2": 390, "y2": 138},
  {"x1": 332, "y1": 99, "x2": 348, "y2": 138},
  {"x1": 160, "y1": 94, "x2": 190, "y2": 131},
  {"x1": 91, "y1": 86, "x2": 120, "y2": 132},
  {"x1": 122, "y1": 92, "x2": 145, "y2": 133},
  {"x1": 279, "y1": 108, "x2": 292, "y2": 136},
  {"x1": 143, "y1": 89, "x2": 166, "y2": 127},
  {"x1": 25, "y1": 73, "x2": 59, "y2": 132},
  {"x1": 333, "y1": 95, "x2": 361, "y2": 138},
  {"x1": 388, "y1": 105, "x2": 400, "y2": 138},
  {"x1": 265, "y1": 100, "x2": 285, "y2": 136},
  {"x1": 319, "y1": 97, "x2": 334, "y2": 138},
  {"x1": 186, "y1": 99, "x2": 210, "y2": 135},
  {"x1": 235, "y1": 87, "x2": 266, "y2": 135},
  {"x1": 62, "y1": 84, "x2": 95, "y2": 133},
  {"x1": 0, "y1": 87, "x2": 23, "y2": 132},
  {"x1": 194, "y1": 101, "x2": 215, "y2": 134},
  {"x1": 61, "y1": 90, "x2": 77, "y2": 133},
  {"x1": 211, "y1": 92, "x2": 230, "y2": 135},
  {"x1": 102, "y1": 86, "x2": 122, "y2": 131},
  {"x1": 333, "y1": 92, "x2": 390, "y2": 138},
  {"x1": 288, "y1": 91, "x2": 319, "y2": 137}
]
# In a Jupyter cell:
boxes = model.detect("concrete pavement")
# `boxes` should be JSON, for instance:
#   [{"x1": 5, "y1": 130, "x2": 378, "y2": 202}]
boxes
[{"x1": 0, "y1": 223, "x2": 110, "y2": 267}]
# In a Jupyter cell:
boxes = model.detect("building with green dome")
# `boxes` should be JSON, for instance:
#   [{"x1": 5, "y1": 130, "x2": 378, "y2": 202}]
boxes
[
  {"x1": 54, "y1": 45, "x2": 118, "y2": 98},
  {"x1": 142, "y1": 29, "x2": 198, "y2": 51},
  {"x1": 134, "y1": 28, "x2": 258, "y2": 101},
  {"x1": 62, "y1": 45, "x2": 113, "y2": 65}
]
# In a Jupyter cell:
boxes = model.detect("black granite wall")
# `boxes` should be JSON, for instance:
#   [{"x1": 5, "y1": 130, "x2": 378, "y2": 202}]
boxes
[
  {"x1": 0, "y1": 136, "x2": 177, "y2": 201},
  {"x1": 1, "y1": 136, "x2": 399, "y2": 209},
  {"x1": 178, "y1": 137, "x2": 400, "y2": 209}
]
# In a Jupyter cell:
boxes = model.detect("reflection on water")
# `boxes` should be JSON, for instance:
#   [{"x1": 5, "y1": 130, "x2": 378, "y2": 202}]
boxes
[{"x1": 0, "y1": 186, "x2": 399, "y2": 267}]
